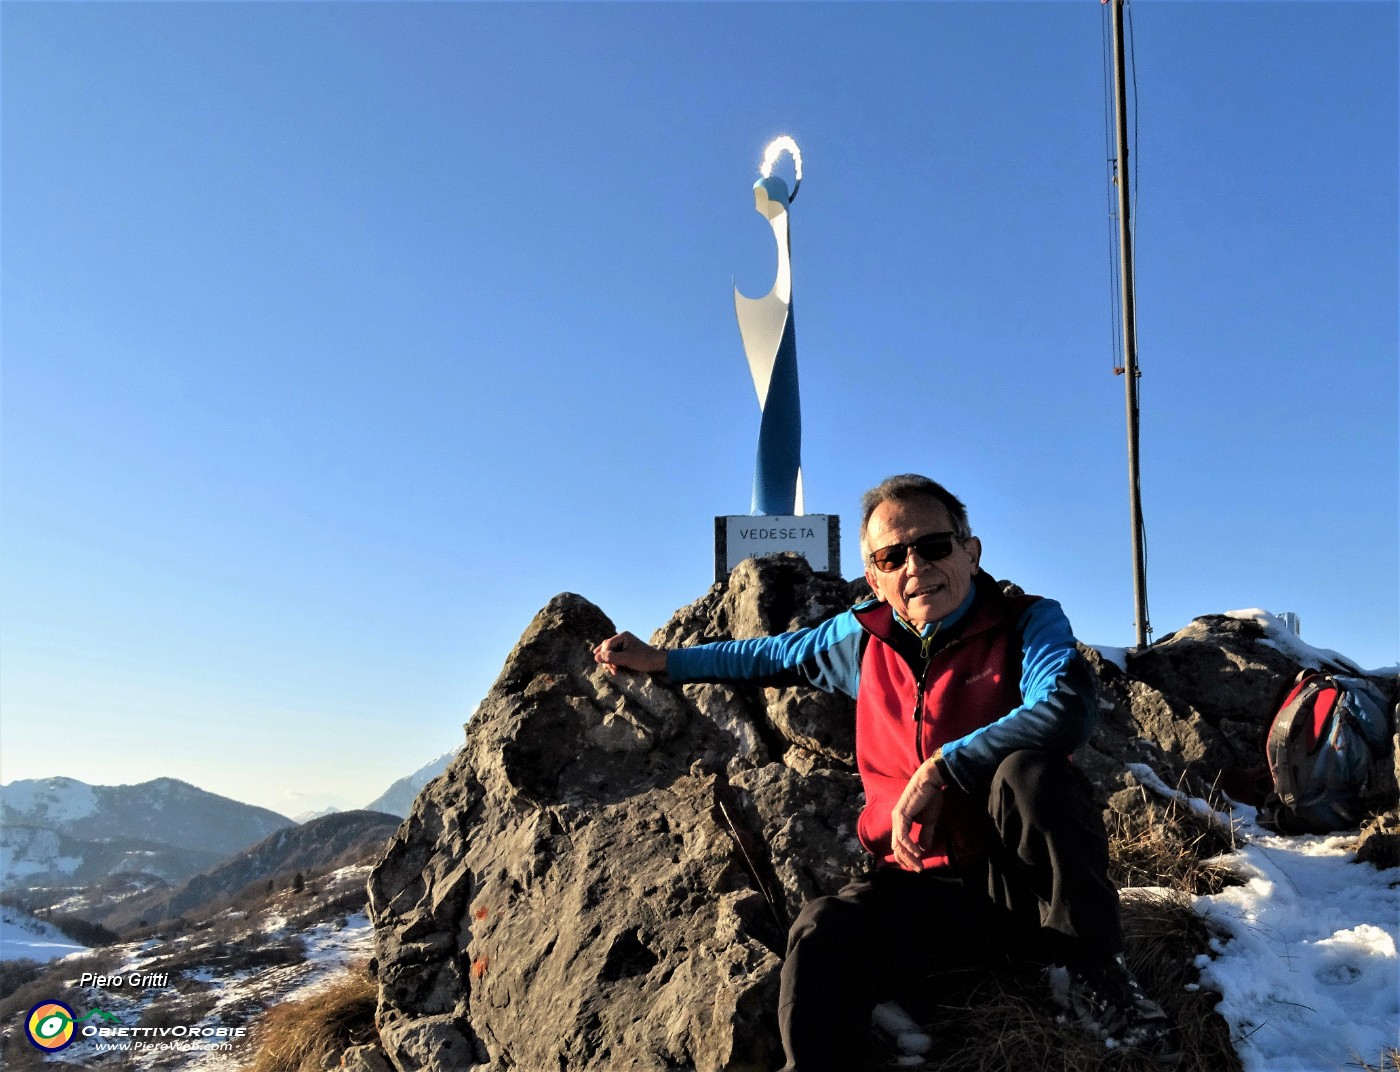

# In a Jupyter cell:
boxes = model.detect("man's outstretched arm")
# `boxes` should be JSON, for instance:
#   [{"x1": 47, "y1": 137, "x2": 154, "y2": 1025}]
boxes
[{"x1": 593, "y1": 611, "x2": 865, "y2": 697}]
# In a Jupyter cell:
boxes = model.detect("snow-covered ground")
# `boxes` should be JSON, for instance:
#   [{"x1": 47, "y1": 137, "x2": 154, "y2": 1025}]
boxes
[
  {"x1": 1129, "y1": 764, "x2": 1399, "y2": 1072},
  {"x1": 2, "y1": 865, "x2": 375, "y2": 1071},
  {"x1": 148, "y1": 910, "x2": 375, "y2": 1072},
  {"x1": 1194, "y1": 819, "x2": 1398, "y2": 1072},
  {"x1": 1096, "y1": 612, "x2": 1399, "y2": 1069},
  {"x1": 0, "y1": 908, "x2": 90, "y2": 961}
]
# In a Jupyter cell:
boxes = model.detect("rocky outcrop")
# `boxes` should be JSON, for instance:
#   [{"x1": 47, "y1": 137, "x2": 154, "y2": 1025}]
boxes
[
  {"x1": 1081, "y1": 615, "x2": 1398, "y2": 813},
  {"x1": 367, "y1": 559, "x2": 866, "y2": 1072},
  {"x1": 367, "y1": 556, "x2": 1397, "y2": 1072}
]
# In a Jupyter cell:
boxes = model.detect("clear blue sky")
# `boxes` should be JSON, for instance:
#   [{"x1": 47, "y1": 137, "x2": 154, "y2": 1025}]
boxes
[{"x1": 3, "y1": 2, "x2": 1395, "y2": 816}]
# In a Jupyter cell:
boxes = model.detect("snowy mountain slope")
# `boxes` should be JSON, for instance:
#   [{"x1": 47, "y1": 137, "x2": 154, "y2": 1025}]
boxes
[
  {"x1": 0, "y1": 777, "x2": 294, "y2": 891},
  {"x1": 362, "y1": 745, "x2": 461, "y2": 817},
  {"x1": 0, "y1": 777, "x2": 98, "y2": 825},
  {"x1": 0, "y1": 907, "x2": 90, "y2": 962},
  {"x1": 1, "y1": 777, "x2": 293, "y2": 857},
  {"x1": 0, "y1": 864, "x2": 375, "y2": 1071},
  {"x1": 1, "y1": 823, "x2": 223, "y2": 890}
]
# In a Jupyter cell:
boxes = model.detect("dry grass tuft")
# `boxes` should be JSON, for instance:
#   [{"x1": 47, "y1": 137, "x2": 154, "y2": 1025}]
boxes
[
  {"x1": 894, "y1": 961, "x2": 1115, "y2": 1072},
  {"x1": 1120, "y1": 888, "x2": 1240, "y2": 1072},
  {"x1": 1107, "y1": 786, "x2": 1239, "y2": 895},
  {"x1": 1354, "y1": 1048, "x2": 1400, "y2": 1072},
  {"x1": 242, "y1": 962, "x2": 380, "y2": 1072}
]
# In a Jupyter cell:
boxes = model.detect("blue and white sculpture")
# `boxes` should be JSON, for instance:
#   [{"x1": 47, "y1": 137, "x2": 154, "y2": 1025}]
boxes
[{"x1": 734, "y1": 137, "x2": 803, "y2": 516}]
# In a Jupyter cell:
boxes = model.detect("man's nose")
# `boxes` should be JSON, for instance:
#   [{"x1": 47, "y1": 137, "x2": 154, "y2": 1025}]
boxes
[{"x1": 905, "y1": 546, "x2": 935, "y2": 572}]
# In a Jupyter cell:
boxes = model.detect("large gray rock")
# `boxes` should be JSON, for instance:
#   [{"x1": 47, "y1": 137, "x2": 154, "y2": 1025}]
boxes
[
  {"x1": 368, "y1": 561, "x2": 871, "y2": 1072},
  {"x1": 368, "y1": 558, "x2": 1397, "y2": 1071}
]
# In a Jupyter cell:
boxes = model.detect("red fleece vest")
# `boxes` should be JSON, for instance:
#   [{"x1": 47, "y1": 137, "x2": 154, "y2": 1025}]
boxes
[{"x1": 853, "y1": 588, "x2": 1038, "y2": 870}]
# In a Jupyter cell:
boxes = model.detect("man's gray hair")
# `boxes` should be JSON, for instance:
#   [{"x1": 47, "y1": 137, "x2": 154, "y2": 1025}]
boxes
[{"x1": 859, "y1": 474, "x2": 972, "y2": 553}]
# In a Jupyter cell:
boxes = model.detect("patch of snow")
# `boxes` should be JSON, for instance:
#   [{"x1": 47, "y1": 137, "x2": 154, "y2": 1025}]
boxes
[
  {"x1": 0, "y1": 825, "x2": 65, "y2": 881},
  {"x1": 0, "y1": 776, "x2": 99, "y2": 823},
  {"x1": 1222, "y1": 609, "x2": 1380, "y2": 675},
  {"x1": 1123, "y1": 763, "x2": 1240, "y2": 829},
  {"x1": 324, "y1": 863, "x2": 373, "y2": 884},
  {"x1": 1120, "y1": 759, "x2": 1397, "y2": 1069},
  {"x1": 1118, "y1": 885, "x2": 1186, "y2": 903},
  {"x1": 0, "y1": 909, "x2": 90, "y2": 961},
  {"x1": 293, "y1": 806, "x2": 341, "y2": 823},
  {"x1": 1, "y1": 822, "x2": 100, "y2": 887},
  {"x1": 0, "y1": 856, "x2": 52, "y2": 881},
  {"x1": 1192, "y1": 820, "x2": 1399, "y2": 1072},
  {"x1": 1044, "y1": 963, "x2": 1071, "y2": 1008},
  {"x1": 872, "y1": 1001, "x2": 932, "y2": 1056},
  {"x1": 292, "y1": 913, "x2": 373, "y2": 988}
]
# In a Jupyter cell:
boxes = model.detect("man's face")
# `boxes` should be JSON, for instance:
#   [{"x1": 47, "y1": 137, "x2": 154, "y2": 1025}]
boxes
[{"x1": 863, "y1": 497, "x2": 982, "y2": 629}]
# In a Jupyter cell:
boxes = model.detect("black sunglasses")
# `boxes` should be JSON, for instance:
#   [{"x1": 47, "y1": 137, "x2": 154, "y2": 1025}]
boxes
[{"x1": 867, "y1": 531, "x2": 963, "y2": 573}]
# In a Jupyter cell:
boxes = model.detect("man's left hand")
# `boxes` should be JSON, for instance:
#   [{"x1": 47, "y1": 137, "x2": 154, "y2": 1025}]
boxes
[{"x1": 890, "y1": 757, "x2": 946, "y2": 871}]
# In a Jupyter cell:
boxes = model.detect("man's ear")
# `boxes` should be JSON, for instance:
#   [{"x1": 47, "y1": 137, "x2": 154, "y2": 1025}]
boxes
[
  {"x1": 864, "y1": 565, "x2": 883, "y2": 598},
  {"x1": 965, "y1": 536, "x2": 983, "y2": 573}
]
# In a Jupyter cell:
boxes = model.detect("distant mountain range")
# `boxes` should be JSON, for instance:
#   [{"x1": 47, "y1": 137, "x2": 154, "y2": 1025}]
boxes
[
  {"x1": 1, "y1": 777, "x2": 293, "y2": 890},
  {"x1": 0, "y1": 745, "x2": 461, "y2": 896},
  {"x1": 292, "y1": 806, "x2": 342, "y2": 823},
  {"x1": 98, "y1": 809, "x2": 402, "y2": 931}
]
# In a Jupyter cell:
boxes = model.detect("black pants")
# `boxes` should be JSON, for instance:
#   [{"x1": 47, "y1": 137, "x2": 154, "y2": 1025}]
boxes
[{"x1": 776, "y1": 751, "x2": 1121, "y2": 1072}]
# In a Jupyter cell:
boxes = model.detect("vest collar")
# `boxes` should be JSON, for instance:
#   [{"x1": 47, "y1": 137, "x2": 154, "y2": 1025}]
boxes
[{"x1": 854, "y1": 571, "x2": 1009, "y2": 654}]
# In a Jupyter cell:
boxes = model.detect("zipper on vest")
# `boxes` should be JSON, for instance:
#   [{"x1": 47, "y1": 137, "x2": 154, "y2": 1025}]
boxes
[{"x1": 912, "y1": 631, "x2": 935, "y2": 762}]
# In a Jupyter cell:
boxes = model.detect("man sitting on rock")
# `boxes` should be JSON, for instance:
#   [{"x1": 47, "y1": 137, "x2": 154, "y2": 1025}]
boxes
[{"x1": 593, "y1": 473, "x2": 1181, "y2": 1069}]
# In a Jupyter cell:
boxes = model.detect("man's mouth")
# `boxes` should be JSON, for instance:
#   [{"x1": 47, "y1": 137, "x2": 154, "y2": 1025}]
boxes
[{"x1": 906, "y1": 583, "x2": 944, "y2": 601}]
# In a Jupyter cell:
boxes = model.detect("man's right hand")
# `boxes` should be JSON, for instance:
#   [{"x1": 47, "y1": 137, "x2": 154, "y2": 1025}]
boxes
[{"x1": 593, "y1": 631, "x2": 669, "y2": 675}]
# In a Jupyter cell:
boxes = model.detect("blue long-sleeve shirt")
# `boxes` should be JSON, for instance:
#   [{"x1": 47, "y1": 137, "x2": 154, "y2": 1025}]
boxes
[{"x1": 667, "y1": 576, "x2": 1097, "y2": 794}]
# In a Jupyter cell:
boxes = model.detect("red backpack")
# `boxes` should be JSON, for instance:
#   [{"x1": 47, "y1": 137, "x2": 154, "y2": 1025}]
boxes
[{"x1": 1262, "y1": 671, "x2": 1394, "y2": 834}]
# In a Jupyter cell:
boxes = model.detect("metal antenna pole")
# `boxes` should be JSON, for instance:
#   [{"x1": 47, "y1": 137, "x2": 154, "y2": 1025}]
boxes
[{"x1": 1109, "y1": 0, "x2": 1150, "y2": 647}]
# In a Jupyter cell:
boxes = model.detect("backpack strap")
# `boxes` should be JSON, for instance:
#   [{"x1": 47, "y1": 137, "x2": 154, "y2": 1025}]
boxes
[
  {"x1": 1268, "y1": 671, "x2": 1334, "y2": 808},
  {"x1": 1269, "y1": 685, "x2": 1309, "y2": 809}
]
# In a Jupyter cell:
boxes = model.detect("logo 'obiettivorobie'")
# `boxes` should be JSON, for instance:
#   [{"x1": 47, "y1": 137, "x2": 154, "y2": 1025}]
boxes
[
  {"x1": 25, "y1": 1001, "x2": 77, "y2": 1051},
  {"x1": 24, "y1": 1001, "x2": 121, "y2": 1051}
]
